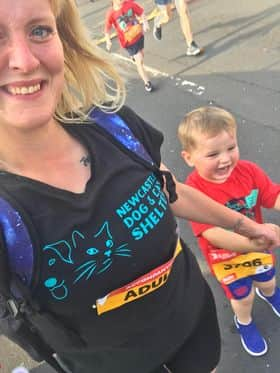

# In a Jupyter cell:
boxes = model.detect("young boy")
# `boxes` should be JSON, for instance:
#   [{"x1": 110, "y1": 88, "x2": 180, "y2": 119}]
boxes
[
  {"x1": 105, "y1": 0, "x2": 153, "y2": 92},
  {"x1": 153, "y1": 0, "x2": 201, "y2": 56},
  {"x1": 177, "y1": 106, "x2": 280, "y2": 356}
]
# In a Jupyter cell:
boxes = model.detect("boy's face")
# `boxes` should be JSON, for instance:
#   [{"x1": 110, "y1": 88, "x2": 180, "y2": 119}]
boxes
[{"x1": 182, "y1": 130, "x2": 239, "y2": 183}]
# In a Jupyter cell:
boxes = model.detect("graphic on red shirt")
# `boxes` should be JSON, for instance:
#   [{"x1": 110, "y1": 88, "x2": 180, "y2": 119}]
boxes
[
  {"x1": 186, "y1": 160, "x2": 280, "y2": 284},
  {"x1": 105, "y1": 1, "x2": 143, "y2": 47}
]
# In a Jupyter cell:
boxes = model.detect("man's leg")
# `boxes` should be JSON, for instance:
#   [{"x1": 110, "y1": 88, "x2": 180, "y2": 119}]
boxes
[
  {"x1": 174, "y1": 0, "x2": 193, "y2": 46},
  {"x1": 174, "y1": 0, "x2": 201, "y2": 55}
]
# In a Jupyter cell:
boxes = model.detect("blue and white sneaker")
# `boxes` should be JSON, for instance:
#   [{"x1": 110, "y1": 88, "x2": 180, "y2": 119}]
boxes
[
  {"x1": 234, "y1": 315, "x2": 268, "y2": 356},
  {"x1": 256, "y1": 287, "x2": 280, "y2": 317}
]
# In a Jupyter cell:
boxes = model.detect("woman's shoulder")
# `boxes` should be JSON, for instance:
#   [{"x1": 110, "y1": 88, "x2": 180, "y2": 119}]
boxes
[
  {"x1": 116, "y1": 105, "x2": 164, "y2": 166},
  {"x1": 117, "y1": 105, "x2": 162, "y2": 136}
]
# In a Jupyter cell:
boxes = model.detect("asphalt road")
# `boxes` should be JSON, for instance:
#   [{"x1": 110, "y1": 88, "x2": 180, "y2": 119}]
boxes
[{"x1": 1, "y1": 0, "x2": 280, "y2": 372}]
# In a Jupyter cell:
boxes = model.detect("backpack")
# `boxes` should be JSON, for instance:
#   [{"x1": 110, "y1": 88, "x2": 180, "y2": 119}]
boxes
[{"x1": 0, "y1": 109, "x2": 176, "y2": 372}]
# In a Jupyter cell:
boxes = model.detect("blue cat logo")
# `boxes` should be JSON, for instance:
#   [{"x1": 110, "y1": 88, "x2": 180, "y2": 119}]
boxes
[{"x1": 43, "y1": 221, "x2": 131, "y2": 300}]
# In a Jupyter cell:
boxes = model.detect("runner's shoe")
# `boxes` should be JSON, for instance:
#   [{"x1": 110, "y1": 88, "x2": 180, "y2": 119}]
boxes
[
  {"x1": 256, "y1": 287, "x2": 280, "y2": 317},
  {"x1": 153, "y1": 25, "x2": 162, "y2": 41},
  {"x1": 186, "y1": 41, "x2": 201, "y2": 56},
  {"x1": 144, "y1": 81, "x2": 153, "y2": 92},
  {"x1": 234, "y1": 315, "x2": 268, "y2": 356}
]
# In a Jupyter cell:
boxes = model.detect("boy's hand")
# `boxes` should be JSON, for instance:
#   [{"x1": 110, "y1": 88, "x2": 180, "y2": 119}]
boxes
[
  {"x1": 250, "y1": 236, "x2": 269, "y2": 251},
  {"x1": 252, "y1": 223, "x2": 280, "y2": 251},
  {"x1": 142, "y1": 20, "x2": 150, "y2": 33},
  {"x1": 106, "y1": 39, "x2": 112, "y2": 51}
]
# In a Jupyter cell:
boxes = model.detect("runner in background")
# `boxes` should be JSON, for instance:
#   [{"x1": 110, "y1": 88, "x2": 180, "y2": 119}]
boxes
[
  {"x1": 105, "y1": 0, "x2": 153, "y2": 92},
  {"x1": 153, "y1": 0, "x2": 202, "y2": 56}
]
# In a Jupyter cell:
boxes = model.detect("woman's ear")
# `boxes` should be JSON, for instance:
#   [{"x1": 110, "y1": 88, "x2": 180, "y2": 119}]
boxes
[{"x1": 181, "y1": 150, "x2": 194, "y2": 167}]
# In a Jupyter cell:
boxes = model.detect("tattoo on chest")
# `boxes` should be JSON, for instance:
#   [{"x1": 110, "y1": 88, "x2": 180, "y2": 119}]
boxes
[{"x1": 80, "y1": 155, "x2": 90, "y2": 167}]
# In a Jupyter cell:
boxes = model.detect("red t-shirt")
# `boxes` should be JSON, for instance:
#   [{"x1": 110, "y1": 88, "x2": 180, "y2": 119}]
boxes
[
  {"x1": 105, "y1": 1, "x2": 143, "y2": 48},
  {"x1": 186, "y1": 160, "x2": 280, "y2": 275}
]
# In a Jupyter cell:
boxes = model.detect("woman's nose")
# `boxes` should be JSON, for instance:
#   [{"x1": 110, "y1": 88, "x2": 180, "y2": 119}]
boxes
[{"x1": 8, "y1": 36, "x2": 40, "y2": 73}]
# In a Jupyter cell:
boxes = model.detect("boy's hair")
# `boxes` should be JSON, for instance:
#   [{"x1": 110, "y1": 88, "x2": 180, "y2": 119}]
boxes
[
  {"x1": 178, "y1": 106, "x2": 237, "y2": 151},
  {"x1": 49, "y1": 0, "x2": 126, "y2": 122}
]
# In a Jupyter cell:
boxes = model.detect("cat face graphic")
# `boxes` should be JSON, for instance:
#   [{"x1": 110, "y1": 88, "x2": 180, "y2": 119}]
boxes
[
  {"x1": 225, "y1": 197, "x2": 254, "y2": 218},
  {"x1": 43, "y1": 221, "x2": 131, "y2": 300}
]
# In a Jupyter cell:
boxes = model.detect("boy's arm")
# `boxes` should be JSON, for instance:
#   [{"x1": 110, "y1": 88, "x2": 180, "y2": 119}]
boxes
[
  {"x1": 140, "y1": 13, "x2": 149, "y2": 32},
  {"x1": 132, "y1": 2, "x2": 149, "y2": 32},
  {"x1": 273, "y1": 194, "x2": 280, "y2": 210},
  {"x1": 104, "y1": 32, "x2": 112, "y2": 51},
  {"x1": 202, "y1": 227, "x2": 270, "y2": 253},
  {"x1": 104, "y1": 11, "x2": 113, "y2": 51}
]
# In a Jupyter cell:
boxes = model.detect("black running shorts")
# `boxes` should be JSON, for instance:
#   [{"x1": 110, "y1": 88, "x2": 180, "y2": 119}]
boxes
[{"x1": 153, "y1": 282, "x2": 221, "y2": 373}]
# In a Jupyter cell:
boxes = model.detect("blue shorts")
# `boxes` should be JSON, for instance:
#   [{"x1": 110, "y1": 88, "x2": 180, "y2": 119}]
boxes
[
  {"x1": 155, "y1": 0, "x2": 172, "y2": 5},
  {"x1": 223, "y1": 267, "x2": 276, "y2": 299},
  {"x1": 125, "y1": 35, "x2": 144, "y2": 56}
]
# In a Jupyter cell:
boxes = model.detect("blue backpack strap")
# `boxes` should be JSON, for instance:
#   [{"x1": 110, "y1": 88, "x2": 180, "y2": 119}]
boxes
[
  {"x1": 90, "y1": 108, "x2": 178, "y2": 203},
  {"x1": 89, "y1": 108, "x2": 154, "y2": 166},
  {"x1": 0, "y1": 196, "x2": 34, "y2": 289}
]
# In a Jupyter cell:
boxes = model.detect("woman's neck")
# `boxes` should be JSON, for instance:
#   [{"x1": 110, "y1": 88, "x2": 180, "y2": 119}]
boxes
[{"x1": 0, "y1": 119, "x2": 70, "y2": 174}]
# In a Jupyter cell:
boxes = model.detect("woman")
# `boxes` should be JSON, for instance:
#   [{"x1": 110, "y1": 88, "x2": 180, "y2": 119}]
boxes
[{"x1": 0, "y1": 1, "x2": 279, "y2": 373}]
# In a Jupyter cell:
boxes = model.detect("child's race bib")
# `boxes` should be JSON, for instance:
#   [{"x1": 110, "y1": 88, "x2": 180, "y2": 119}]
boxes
[
  {"x1": 212, "y1": 252, "x2": 274, "y2": 285},
  {"x1": 124, "y1": 23, "x2": 142, "y2": 43}
]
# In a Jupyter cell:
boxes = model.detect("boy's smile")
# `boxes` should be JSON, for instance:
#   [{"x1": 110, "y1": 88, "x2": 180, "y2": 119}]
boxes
[{"x1": 182, "y1": 130, "x2": 240, "y2": 183}]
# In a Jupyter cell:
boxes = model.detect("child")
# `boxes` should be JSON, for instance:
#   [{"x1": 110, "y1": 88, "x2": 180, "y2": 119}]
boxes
[
  {"x1": 105, "y1": 0, "x2": 153, "y2": 92},
  {"x1": 153, "y1": 0, "x2": 201, "y2": 56},
  {"x1": 177, "y1": 106, "x2": 280, "y2": 357}
]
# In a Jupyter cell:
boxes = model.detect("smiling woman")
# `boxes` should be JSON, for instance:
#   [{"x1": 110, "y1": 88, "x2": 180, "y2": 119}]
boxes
[{"x1": 0, "y1": 1, "x2": 279, "y2": 373}]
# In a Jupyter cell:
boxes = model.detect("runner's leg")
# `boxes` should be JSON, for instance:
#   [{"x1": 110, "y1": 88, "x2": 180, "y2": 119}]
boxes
[
  {"x1": 133, "y1": 49, "x2": 149, "y2": 84},
  {"x1": 174, "y1": 0, "x2": 193, "y2": 46}
]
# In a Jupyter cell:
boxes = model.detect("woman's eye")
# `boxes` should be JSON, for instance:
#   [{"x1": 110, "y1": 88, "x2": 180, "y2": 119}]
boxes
[{"x1": 30, "y1": 26, "x2": 53, "y2": 40}]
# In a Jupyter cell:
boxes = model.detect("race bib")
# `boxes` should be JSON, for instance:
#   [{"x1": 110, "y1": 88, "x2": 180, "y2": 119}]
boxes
[
  {"x1": 124, "y1": 23, "x2": 142, "y2": 43},
  {"x1": 212, "y1": 252, "x2": 274, "y2": 285},
  {"x1": 93, "y1": 239, "x2": 182, "y2": 315}
]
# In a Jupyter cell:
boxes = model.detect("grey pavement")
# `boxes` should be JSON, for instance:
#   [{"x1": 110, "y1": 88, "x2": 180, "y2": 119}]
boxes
[{"x1": 1, "y1": 0, "x2": 280, "y2": 372}]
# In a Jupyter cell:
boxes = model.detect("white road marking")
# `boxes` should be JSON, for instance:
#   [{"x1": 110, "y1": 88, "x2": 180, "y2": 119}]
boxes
[{"x1": 111, "y1": 52, "x2": 206, "y2": 96}]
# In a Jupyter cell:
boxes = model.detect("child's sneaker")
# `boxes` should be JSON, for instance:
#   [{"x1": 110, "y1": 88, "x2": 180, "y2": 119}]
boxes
[
  {"x1": 256, "y1": 287, "x2": 280, "y2": 317},
  {"x1": 186, "y1": 41, "x2": 201, "y2": 56},
  {"x1": 234, "y1": 315, "x2": 268, "y2": 356},
  {"x1": 153, "y1": 25, "x2": 162, "y2": 41},
  {"x1": 144, "y1": 81, "x2": 153, "y2": 92}
]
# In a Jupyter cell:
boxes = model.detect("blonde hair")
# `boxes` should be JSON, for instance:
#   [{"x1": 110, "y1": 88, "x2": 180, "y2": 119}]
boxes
[
  {"x1": 177, "y1": 106, "x2": 237, "y2": 151},
  {"x1": 49, "y1": 0, "x2": 126, "y2": 122}
]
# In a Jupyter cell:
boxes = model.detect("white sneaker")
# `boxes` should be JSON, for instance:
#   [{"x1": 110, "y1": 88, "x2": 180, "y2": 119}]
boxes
[
  {"x1": 186, "y1": 41, "x2": 201, "y2": 56},
  {"x1": 144, "y1": 81, "x2": 153, "y2": 92}
]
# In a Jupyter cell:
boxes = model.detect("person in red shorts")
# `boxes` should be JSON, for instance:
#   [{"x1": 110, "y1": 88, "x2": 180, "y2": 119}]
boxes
[
  {"x1": 105, "y1": 0, "x2": 153, "y2": 92},
  {"x1": 178, "y1": 106, "x2": 280, "y2": 357}
]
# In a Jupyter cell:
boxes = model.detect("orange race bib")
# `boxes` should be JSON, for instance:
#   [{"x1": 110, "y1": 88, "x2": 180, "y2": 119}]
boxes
[
  {"x1": 124, "y1": 23, "x2": 142, "y2": 43},
  {"x1": 212, "y1": 252, "x2": 274, "y2": 285},
  {"x1": 93, "y1": 239, "x2": 182, "y2": 315}
]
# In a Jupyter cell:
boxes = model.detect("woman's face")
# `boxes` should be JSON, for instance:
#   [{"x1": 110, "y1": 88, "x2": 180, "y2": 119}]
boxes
[{"x1": 0, "y1": 0, "x2": 64, "y2": 131}]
